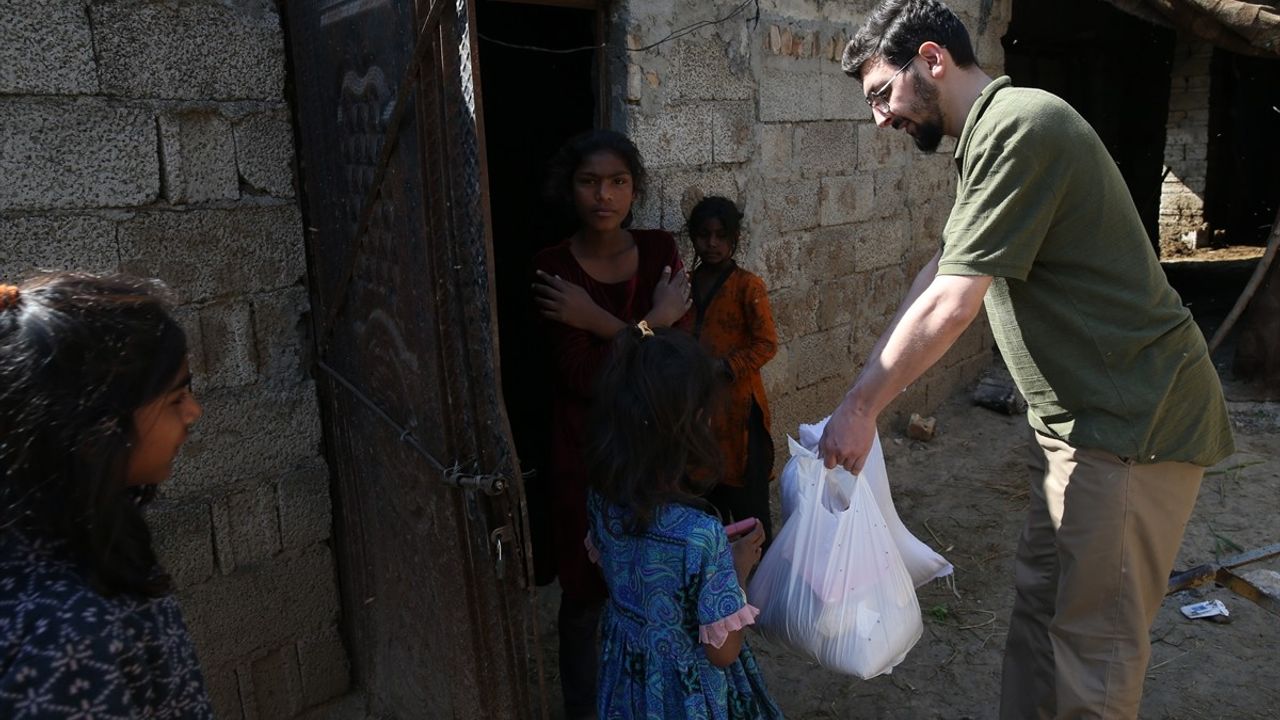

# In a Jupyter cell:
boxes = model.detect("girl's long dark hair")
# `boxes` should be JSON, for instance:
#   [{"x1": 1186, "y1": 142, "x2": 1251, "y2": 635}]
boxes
[
  {"x1": 0, "y1": 272, "x2": 188, "y2": 597},
  {"x1": 585, "y1": 326, "x2": 722, "y2": 532}
]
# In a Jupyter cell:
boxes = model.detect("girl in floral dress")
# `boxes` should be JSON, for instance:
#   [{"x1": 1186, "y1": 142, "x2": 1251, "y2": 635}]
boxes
[
  {"x1": 584, "y1": 326, "x2": 783, "y2": 720},
  {"x1": 0, "y1": 274, "x2": 211, "y2": 718}
]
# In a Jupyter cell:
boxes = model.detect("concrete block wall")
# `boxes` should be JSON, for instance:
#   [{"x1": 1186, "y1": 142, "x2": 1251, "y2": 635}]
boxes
[
  {"x1": 1159, "y1": 35, "x2": 1213, "y2": 247},
  {"x1": 0, "y1": 2, "x2": 350, "y2": 718},
  {"x1": 614, "y1": 0, "x2": 1003, "y2": 446}
]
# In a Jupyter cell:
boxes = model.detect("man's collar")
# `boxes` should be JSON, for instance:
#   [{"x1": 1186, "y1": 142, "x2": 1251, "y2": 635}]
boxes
[{"x1": 955, "y1": 76, "x2": 1014, "y2": 163}]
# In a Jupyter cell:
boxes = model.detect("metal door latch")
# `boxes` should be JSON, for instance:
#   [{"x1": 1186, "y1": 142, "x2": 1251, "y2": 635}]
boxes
[{"x1": 491, "y1": 525, "x2": 518, "y2": 581}]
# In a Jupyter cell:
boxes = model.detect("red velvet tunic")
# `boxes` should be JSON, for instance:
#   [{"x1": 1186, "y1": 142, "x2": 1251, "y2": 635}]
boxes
[{"x1": 533, "y1": 229, "x2": 689, "y2": 600}]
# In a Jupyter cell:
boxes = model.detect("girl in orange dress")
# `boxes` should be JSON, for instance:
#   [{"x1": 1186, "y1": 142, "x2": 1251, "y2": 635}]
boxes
[{"x1": 687, "y1": 197, "x2": 779, "y2": 546}]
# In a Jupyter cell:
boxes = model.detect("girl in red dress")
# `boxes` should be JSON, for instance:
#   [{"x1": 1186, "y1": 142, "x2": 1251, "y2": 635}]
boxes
[{"x1": 532, "y1": 129, "x2": 691, "y2": 719}]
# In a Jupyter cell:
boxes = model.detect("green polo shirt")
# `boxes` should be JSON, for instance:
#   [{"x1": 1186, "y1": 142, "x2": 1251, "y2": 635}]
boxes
[{"x1": 939, "y1": 77, "x2": 1233, "y2": 466}]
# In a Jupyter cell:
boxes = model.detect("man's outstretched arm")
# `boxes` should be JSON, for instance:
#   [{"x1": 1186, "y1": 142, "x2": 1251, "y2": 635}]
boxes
[{"x1": 820, "y1": 261, "x2": 991, "y2": 473}]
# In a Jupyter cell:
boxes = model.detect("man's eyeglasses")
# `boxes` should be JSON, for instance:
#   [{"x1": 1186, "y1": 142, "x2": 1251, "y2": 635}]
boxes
[{"x1": 864, "y1": 57, "x2": 918, "y2": 115}]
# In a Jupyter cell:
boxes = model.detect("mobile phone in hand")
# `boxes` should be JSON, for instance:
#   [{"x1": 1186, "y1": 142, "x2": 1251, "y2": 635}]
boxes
[{"x1": 724, "y1": 517, "x2": 758, "y2": 539}]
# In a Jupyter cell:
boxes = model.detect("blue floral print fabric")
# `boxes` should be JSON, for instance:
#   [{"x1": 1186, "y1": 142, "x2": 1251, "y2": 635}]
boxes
[
  {"x1": 587, "y1": 490, "x2": 783, "y2": 719},
  {"x1": 0, "y1": 530, "x2": 212, "y2": 719}
]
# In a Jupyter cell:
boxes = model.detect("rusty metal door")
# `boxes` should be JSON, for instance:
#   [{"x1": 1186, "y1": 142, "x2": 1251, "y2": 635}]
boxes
[{"x1": 283, "y1": 1, "x2": 540, "y2": 717}]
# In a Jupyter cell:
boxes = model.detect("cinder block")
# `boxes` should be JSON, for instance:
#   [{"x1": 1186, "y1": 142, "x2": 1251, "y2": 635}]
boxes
[
  {"x1": 805, "y1": 224, "x2": 861, "y2": 282},
  {"x1": 0, "y1": 99, "x2": 158, "y2": 211},
  {"x1": 212, "y1": 499, "x2": 237, "y2": 576},
  {"x1": 199, "y1": 299, "x2": 259, "y2": 388},
  {"x1": 117, "y1": 205, "x2": 307, "y2": 303},
  {"x1": 768, "y1": 284, "x2": 820, "y2": 343},
  {"x1": 819, "y1": 59, "x2": 865, "y2": 121},
  {"x1": 0, "y1": 214, "x2": 119, "y2": 278},
  {"x1": 251, "y1": 286, "x2": 311, "y2": 383},
  {"x1": 818, "y1": 175, "x2": 873, "y2": 226},
  {"x1": 627, "y1": 105, "x2": 712, "y2": 168},
  {"x1": 630, "y1": 191, "x2": 662, "y2": 231},
  {"x1": 856, "y1": 264, "x2": 910, "y2": 332},
  {"x1": 710, "y1": 101, "x2": 754, "y2": 164},
  {"x1": 251, "y1": 644, "x2": 303, "y2": 719},
  {"x1": 814, "y1": 275, "x2": 859, "y2": 330},
  {"x1": 765, "y1": 179, "x2": 819, "y2": 232},
  {"x1": 171, "y1": 304, "x2": 208, "y2": 383},
  {"x1": 789, "y1": 325, "x2": 852, "y2": 390},
  {"x1": 656, "y1": 166, "x2": 739, "y2": 230},
  {"x1": 1183, "y1": 143, "x2": 1207, "y2": 162},
  {"x1": 757, "y1": 123, "x2": 795, "y2": 178},
  {"x1": 204, "y1": 664, "x2": 245, "y2": 720},
  {"x1": 670, "y1": 39, "x2": 752, "y2": 101},
  {"x1": 160, "y1": 110, "x2": 239, "y2": 204},
  {"x1": 179, "y1": 543, "x2": 340, "y2": 670},
  {"x1": 794, "y1": 121, "x2": 858, "y2": 176},
  {"x1": 92, "y1": 2, "x2": 285, "y2": 100},
  {"x1": 1169, "y1": 90, "x2": 1209, "y2": 112},
  {"x1": 220, "y1": 480, "x2": 283, "y2": 568},
  {"x1": 0, "y1": 0, "x2": 98, "y2": 94},
  {"x1": 760, "y1": 342, "x2": 790, "y2": 399},
  {"x1": 234, "y1": 110, "x2": 297, "y2": 197},
  {"x1": 857, "y1": 122, "x2": 913, "y2": 171},
  {"x1": 279, "y1": 460, "x2": 333, "y2": 552},
  {"x1": 905, "y1": 153, "x2": 956, "y2": 202},
  {"x1": 758, "y1": 61, "x2": 822, "y2": 122},
  {"x1": 166, "y1": 380, "x2": 322, "y2": 498},
  {"x1": 769, "y1": 374, "x2": 852, "y2": 443},
  {"x1": 297, "y1": 626, "x2": 351, "y2": 708},
  {"x1": 760, "y1": 230, "x2": 805, "y2": 292},
  {"x1": 146, "y1": 500, "x2": 216, "y2": 588},
  {"x1": 873, "y1": 167, "x2": 907, "y2": 218}
]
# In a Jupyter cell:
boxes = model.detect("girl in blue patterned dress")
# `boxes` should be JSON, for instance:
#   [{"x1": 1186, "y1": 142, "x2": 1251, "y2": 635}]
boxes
[
  {"x1": 0, "y1": 274, "x2": 212, "y2": 718},
  {"x1": 584, "y1": 324, "x2": 783, "y2": 719}
]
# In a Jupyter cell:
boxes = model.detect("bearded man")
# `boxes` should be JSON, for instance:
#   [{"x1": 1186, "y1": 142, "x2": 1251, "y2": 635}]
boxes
[{"x1": 819, "y1": 2, "x2": 1234, "y2": 718}]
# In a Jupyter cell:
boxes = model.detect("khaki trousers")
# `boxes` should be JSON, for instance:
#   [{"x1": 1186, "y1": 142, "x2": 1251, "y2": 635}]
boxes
[{"x1": 999, "y1": 432, "x2": 1203, "y2": 719}]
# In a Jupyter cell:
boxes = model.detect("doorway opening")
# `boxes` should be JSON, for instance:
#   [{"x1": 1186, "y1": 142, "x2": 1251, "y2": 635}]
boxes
[
  {"x1": 1002, "y1": 0, "x2": 1175, "y2": 249},
  {"x1": 1002, "y1": 0, "x2": 1278, "y2": 375},
  {"x1": 477, "y1": 0, "x2": 603, "y2": 587}
]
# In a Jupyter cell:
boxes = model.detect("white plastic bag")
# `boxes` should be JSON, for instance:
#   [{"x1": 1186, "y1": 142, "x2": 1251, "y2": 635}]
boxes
[
  {"x1": 789, "y1": 419, "x2": 953, "y2": 588},
  {"x1": 747, "y1": 434, "x2": 928, "y2": 679}
]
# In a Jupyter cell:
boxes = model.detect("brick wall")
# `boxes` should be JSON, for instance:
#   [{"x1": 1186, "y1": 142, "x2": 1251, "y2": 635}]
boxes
[
  {"x1": 1159, "y1": 35, "x2": 1213, "y2": 247},
  {"x1": 614, "y1": 0, "x2": 1004, "y2": 446},
  {"x1": 0, "y1": 1, "x2": 350, "y2": 717}
]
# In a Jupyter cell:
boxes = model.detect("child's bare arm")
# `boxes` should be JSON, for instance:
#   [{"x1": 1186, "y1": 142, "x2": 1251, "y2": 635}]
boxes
[
  {"x1": 703, "y1": 629, "x2": 745, "y2": 667},
  {"x1": 533, "y1": 271, "x2": 627, "y2": 339}
]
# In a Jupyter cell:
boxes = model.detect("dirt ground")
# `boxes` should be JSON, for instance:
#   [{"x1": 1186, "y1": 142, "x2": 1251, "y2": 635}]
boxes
[
  {"x1": 530, "y1": 364, "x2": 1280, "y2": 719},
  {"x1": 1158, "y1": 242, "x2": 1266, "y2": 264}
]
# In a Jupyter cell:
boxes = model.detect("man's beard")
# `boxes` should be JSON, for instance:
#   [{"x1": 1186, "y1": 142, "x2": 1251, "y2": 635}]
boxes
[{"x1": 909, "y1": 71, "x2": 946, "y2": 152}]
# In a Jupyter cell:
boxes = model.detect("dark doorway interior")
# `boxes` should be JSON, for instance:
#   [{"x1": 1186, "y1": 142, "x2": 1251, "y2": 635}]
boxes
[
  {"x1": 1206, "y1": 51, "x2": 1280, "y2": 248},
  {"x1": 477, "y1": 0, "x2": 599, "y2": 584},
  {"x1": 1003, "y1": 0, "x2": 1176, "y2": 249}
]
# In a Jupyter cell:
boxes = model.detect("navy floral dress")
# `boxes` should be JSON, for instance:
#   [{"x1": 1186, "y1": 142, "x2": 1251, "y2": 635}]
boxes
[
  {"x1": 0, "y1": 529, "x2": 212, "y2": 719},
  {"x1": 587, "y1": 491, "x2": 783, "y2": 719}
]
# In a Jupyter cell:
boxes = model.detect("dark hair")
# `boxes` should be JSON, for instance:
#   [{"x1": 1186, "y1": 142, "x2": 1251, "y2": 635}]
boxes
[
  {"x1": 0, "y1": 272, "x2": 189, "y2": 597},
  {"x1": 585, "y1": 327, "x2": 721, "y2": 532},
  {"x1": 544, "y1": 129, "x2": 647, "y2": 229},
  {"x1": 686, "y1": 195, "x2": 744, "y2": 253},
  {"x1": 841, "y1": 0, "x2": 977, "y2": 80}
]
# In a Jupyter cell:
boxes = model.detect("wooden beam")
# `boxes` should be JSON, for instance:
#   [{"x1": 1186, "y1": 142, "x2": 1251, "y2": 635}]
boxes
[{"x1": 486, "y1": 0, "x2": 599, "y2": 10}]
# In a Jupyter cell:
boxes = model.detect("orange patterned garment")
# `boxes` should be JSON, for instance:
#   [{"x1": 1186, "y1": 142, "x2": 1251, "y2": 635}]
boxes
[{"x1": 694, "y1": 265, "x2": 778, "y2": 487}]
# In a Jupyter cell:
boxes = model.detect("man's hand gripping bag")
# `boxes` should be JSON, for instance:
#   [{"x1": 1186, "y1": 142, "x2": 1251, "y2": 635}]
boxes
[{"x1": 747, "y1": 436, "x2": 924, "y2": 679}]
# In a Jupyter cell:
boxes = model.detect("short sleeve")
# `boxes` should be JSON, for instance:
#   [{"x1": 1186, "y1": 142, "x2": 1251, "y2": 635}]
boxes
[
  {"x1": 939, "y1": 112, "x2": 1061, "y2": 281},
  {"x1": 690, "y1": 521, "x2": 758, "y2": 648}
]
